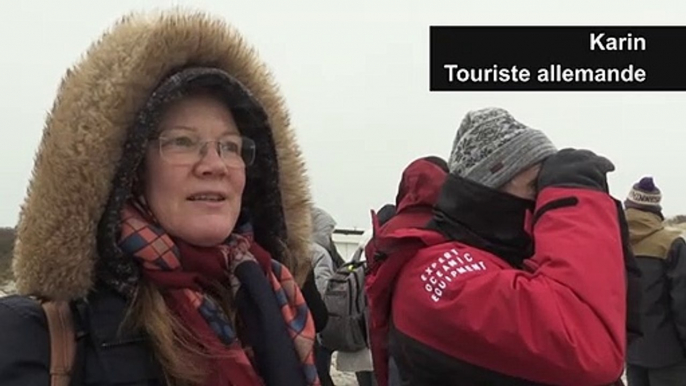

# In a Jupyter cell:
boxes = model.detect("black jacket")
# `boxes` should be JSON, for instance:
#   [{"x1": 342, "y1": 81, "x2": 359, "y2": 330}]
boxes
[
  {"x1": 626, "y1": 208, "x2": 686, "y2": 368},
  {"x1": 0, "y1": 287, "x2": 164, "y2": 386},
  {"x1": 0, "y1": 276, "x2": 329, "y2": 386}
]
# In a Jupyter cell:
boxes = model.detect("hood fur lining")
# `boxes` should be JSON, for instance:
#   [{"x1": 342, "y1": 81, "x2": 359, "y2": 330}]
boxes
[{"x1": 13, "y1": 9, "x2": 312, "y2": 300}]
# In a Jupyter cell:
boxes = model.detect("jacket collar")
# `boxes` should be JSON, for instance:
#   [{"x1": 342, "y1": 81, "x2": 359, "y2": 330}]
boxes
[{"x1": 429, "y1": 174, "x2": 535, "y2": 268}]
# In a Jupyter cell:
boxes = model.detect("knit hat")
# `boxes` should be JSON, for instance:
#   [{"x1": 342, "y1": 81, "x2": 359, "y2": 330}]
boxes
[
  {"x1": 448, "y1": 107, "x2": 557, "y2": 189},
  {"x1": 625, "y1": 176, "x2": 663, "y2": 215}
]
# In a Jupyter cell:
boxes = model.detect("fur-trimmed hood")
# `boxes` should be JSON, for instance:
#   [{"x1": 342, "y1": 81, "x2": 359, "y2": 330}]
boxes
[{"x1": 12, "y1": 9, "x2": 313, "y2": 301}]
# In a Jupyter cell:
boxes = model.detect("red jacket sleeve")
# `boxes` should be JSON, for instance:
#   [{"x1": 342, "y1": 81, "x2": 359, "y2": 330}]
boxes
[{"x1": 392, "y1": 187, "x2": 626, "y2": 385}]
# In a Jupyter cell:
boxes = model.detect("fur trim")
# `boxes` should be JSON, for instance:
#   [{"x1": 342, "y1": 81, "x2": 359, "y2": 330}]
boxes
[{"x1": 13, "y1": 8, "x2": 312, "y2": 300}]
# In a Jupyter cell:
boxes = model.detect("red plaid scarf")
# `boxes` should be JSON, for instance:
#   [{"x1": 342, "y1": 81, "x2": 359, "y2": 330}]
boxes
[{"x1": 119, "y1": 200, "x2": 320, "y2": 386}]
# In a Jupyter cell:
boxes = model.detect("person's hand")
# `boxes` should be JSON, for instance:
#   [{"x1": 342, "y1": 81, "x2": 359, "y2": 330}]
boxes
[{"x1": 537, "y1": 148, "x2": 615, "y2": 193}]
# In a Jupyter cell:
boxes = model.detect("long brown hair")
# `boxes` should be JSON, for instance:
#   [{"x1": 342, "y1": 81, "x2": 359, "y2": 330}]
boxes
[
  {"x1": 123, "y1": 281, "x2": 204, "y2": 386},
  {"x1": 123, "y1": 279, "x2": 237, "y2": 385}
]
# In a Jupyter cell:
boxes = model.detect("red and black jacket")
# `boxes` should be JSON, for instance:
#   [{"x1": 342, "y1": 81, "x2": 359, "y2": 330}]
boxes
[
  {"x1": 364, "y1": 157, "x2": 448, "y2": 385},
  {"x1": 367, "y1": 173, "x2": 632, "y2": 386}
]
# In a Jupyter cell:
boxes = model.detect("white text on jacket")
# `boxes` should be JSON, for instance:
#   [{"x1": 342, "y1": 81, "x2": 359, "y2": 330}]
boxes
[{"x1": 420, "y1": 248, "x2": 487, "y2": 303}]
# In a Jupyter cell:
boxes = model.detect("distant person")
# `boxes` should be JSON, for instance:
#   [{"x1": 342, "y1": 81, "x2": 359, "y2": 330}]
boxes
[
  {"x1": 336, "y1": 204, "x2": 394, "y2": 386},
  {"x1": 337, "y1": 227, "x2": 376, "y2": 386},
  {"x1": 310, "y1": 207, "x2": 341, "y2": 386},
  {"x1": 0, "y1": 10, "x2": 320, "y2": 386},
  {"x1": 368, "y1": 107, "x2": 634, "y2": 385},
  {"x1": 624, "y1": 177, "x2": 686, "y2": 386}
]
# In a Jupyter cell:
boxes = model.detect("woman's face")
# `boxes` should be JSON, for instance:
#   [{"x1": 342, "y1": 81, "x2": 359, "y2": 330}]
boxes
[{"x1": 143, "y1": 93, "x2": 247, "y2": 246}]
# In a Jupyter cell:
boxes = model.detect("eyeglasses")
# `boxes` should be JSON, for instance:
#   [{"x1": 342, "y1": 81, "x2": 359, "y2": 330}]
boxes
[{"x1": 152, "y1": 134, "x2": 256, "y2": 167}]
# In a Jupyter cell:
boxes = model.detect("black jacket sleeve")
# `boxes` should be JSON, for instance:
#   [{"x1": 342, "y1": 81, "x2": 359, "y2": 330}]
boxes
[
  {"x1": 0, "y1": 295, "x2": 50, "y2": 386},
  {"x1": 667, "y1": 237, "x2": 686, "y2": 350}
]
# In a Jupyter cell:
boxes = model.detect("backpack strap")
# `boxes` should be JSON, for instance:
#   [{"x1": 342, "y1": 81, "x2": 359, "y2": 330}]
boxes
[
  {"x1": 41, "y1": 300, "x2": 76, "y2": 386},
  {"x1": 350, "y1": 245, "x2": 364, "y2": 263}
]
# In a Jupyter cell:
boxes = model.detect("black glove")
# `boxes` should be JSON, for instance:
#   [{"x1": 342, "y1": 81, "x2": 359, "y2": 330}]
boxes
[{"x1": 537, "y1": 148, "x2": 615, "y2": 192}]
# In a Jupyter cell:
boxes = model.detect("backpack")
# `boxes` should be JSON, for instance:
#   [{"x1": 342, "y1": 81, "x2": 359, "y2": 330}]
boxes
[
  {"x1": 41, "y1": 300, "x2": 77, "y2": 386},
  {"x1": 318, "y1": 247, "x2": 369, "y2": 352}
]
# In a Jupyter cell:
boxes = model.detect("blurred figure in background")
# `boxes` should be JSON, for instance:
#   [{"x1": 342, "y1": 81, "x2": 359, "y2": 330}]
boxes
[{"x1": 624, "y1": 177, "x2": 686, "y2": 386}]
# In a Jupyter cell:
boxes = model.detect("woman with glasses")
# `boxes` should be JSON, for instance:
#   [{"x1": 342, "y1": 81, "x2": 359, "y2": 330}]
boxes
[{"x1": 0, "y1": 9, "x2": 319, "y2": 386}]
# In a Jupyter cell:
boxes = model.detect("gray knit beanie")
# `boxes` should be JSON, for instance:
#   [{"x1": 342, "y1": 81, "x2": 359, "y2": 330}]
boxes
[{"x1": 448, "y1": 107, "x2": 557, "y2": 189}]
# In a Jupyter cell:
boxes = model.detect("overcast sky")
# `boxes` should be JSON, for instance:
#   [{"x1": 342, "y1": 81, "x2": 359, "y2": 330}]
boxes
[{"x1": 1, "y1": 0, "x2": 685, "y2": 230}]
